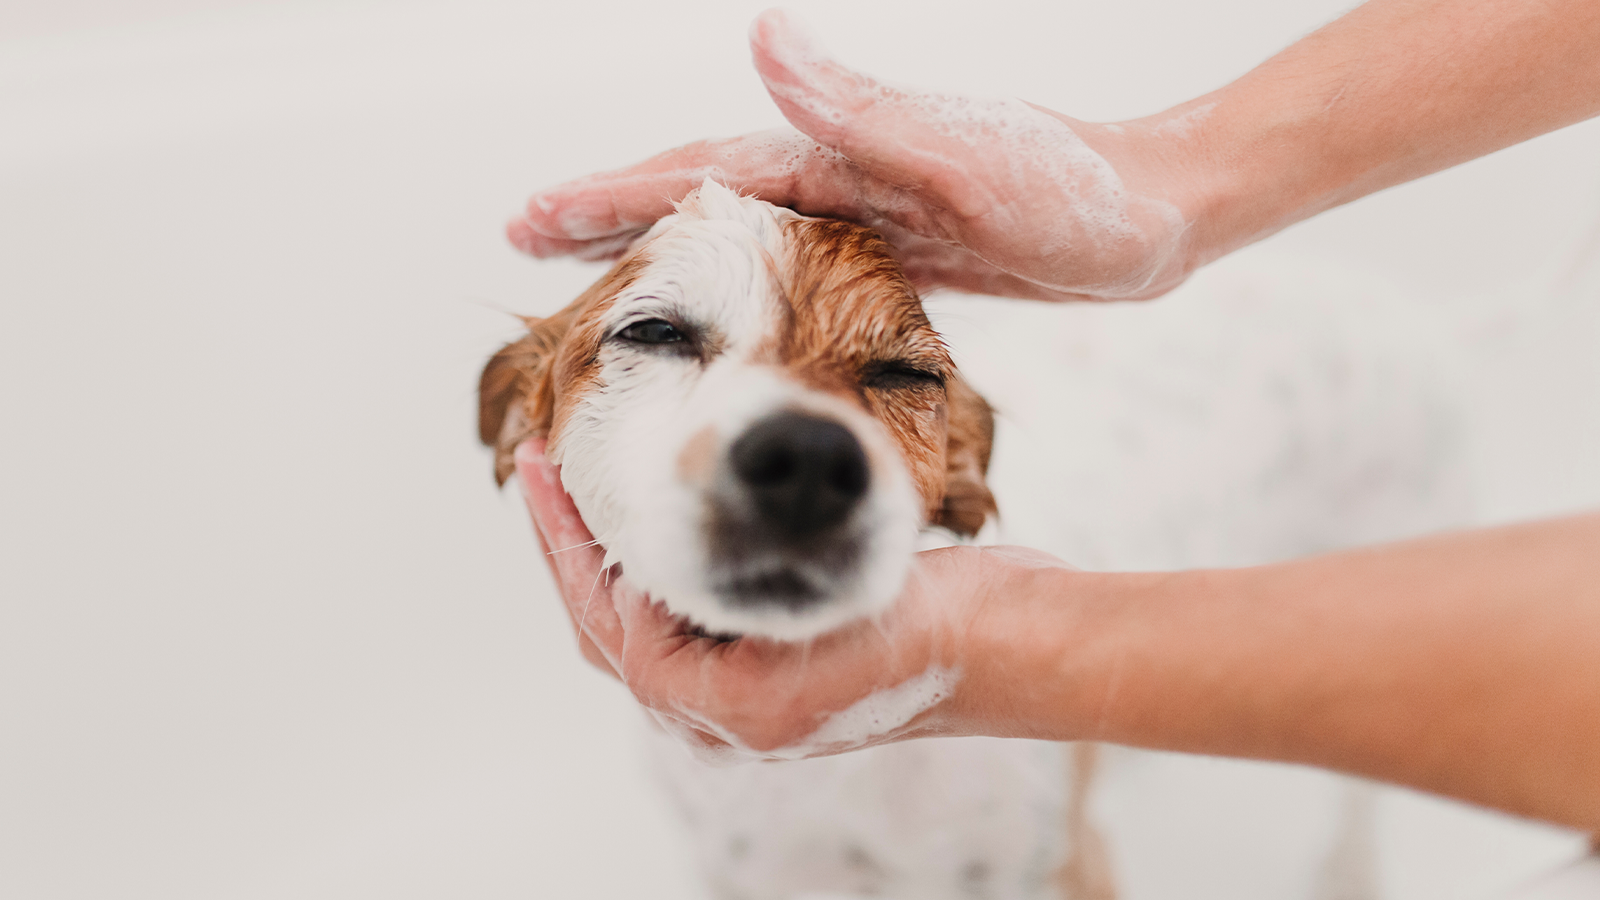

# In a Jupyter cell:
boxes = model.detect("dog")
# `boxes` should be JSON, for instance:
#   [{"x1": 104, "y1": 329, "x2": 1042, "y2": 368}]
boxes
[
  {"x1": 479, "y1": 180, "x2": 1109, "y2": 899},
  {"x1": 479, "y1": 178, "x2": 998, "y2": 641},
  {"x1": 478, "y1": 180, "x2": 1469, "y2": 899}
]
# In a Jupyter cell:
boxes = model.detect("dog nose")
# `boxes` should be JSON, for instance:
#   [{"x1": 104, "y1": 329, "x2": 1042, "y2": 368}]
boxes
[{"x1": 730, "y1": 411, "x2": 870, "y2": 538}]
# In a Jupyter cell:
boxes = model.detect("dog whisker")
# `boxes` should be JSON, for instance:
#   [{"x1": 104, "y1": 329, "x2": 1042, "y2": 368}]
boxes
[
  {"x1": 577, "y1": 563, "x2": 609, "y2": 640},
  {"x1": 797, "y1": 635, "x2": 814, "y2": 682},
  {"x1": 547, "y1": 538, "x2": 602, "y2": 555}
]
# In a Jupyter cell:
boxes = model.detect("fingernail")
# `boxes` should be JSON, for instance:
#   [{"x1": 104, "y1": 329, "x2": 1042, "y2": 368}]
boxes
[
  {"x1": 522, "y1": 192, "x2": 569, "y2": 237},
  {"x1": 514, "y1": 438, "x2": 554, "y2": 491},
  {"x1": 506, "y1": 218, "x2": 536, "y2": 254},
  {"x1": 751, "y1": 8, "x2": 831, "y2": 68}
]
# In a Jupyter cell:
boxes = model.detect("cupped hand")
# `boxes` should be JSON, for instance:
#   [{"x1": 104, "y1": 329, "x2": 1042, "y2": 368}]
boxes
[
  {"x1": 508, "y1": 9, "x2": 1207, "y2": 302},
  {"x1": 513, "y1": 439, "x2": 1083, "y2": 760}
]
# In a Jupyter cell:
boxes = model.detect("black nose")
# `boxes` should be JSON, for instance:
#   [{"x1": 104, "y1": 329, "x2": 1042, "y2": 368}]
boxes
[{"x1": 729, "y1": 412, "x2": 870, "y2": 539}]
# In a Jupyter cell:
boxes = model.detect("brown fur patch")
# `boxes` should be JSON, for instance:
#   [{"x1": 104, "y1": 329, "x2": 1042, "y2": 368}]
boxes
[
  {"x1": 774, "y1": 218, "x2": 995, "y2": 534},
  {"x1": 676, "y1": 424, "x2": 719, "y2": 485},
  {"x1": 936, "y1": 376, "x2": 998, "y2": 535},
  {"x1": 477, "y1": 252, "x2": 650, "y2": 484}
]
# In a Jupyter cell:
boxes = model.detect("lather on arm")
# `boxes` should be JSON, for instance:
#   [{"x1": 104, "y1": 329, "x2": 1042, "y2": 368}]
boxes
[{"x1": 511, "y1": 1, "x2": 1600, "y2": 302}]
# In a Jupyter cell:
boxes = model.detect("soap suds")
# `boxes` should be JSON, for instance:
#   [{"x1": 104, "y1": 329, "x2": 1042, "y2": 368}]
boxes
[
  {"x1": 1151, "y1": 102, "x2": 1216, "y2": 140},
  {"x1": 658, "y1": 666, "x2": 962, "y2": 763},
  {"x1": 751, "y1": 8, "x2": 1187, "y2": 298},
  {"x1": 766, "y1": 666, "x2": 961, "y2": 760}
]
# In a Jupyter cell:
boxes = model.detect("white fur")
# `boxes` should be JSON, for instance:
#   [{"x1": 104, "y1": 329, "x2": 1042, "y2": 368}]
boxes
[{"x1": 647, "y1": 726, "x2": 1071, "y2": 900}]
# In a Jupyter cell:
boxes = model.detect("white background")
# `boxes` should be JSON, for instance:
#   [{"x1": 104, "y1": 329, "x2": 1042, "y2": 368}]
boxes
[{"x1": 3, "y1": 1, "x2": 1598, "y2": 898}]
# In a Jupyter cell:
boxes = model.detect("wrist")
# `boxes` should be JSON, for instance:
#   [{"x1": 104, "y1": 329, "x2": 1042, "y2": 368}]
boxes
[
  {"x1": 1111, "y1": 90, "x2": 1347, "y2": 275},
  {"x1": 1071, "y1": 99, "x2": 1283, "y2": 290},
  {"x1": 955, "y1": 552, "x2": 1212, "y2": 745},
  {"x1": 960, "y1": 558, "x2": 1279, "y2": 757}
]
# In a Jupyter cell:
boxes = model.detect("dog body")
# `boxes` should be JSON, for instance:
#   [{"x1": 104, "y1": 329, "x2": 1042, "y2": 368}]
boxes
[{"x1": 481, "y1": 181, "x2": 1467, "y2": 899}]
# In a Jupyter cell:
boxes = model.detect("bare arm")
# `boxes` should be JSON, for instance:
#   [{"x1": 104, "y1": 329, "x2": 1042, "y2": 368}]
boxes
[
  {"x1": 1178, "y1": 0, "x2": 1600, "y2": 266},
  {"x1": 512, "y1": 2, "x2": 1600, "y2": 301},
  {"x1": 983, "y1": 513, "x2": 1600, "y2": 832}
]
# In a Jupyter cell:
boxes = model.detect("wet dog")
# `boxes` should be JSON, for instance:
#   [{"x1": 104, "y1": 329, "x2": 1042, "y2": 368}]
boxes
[{"x1": 479, "y1": 181, "x2": 1107, "y2": 899}]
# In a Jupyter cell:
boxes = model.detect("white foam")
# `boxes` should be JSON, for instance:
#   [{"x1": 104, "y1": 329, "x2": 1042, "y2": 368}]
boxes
[
  {"x1": 1151, "y1": 101, "x2": 1216, "y2": 140},
  {"x1": 656, "y1": 665, "x2": 962, "y2": 763},
  {"x1": 765, "y1": 666, "x2": 961, "y2": 760},
  {"x1": 752, "y1": 9, "x2": 1187, "y2": 298}
]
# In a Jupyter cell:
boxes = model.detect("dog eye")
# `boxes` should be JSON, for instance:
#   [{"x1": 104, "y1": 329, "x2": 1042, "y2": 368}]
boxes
[
  {"x1": 862, "y1": 361, "x2": 945, "y2": 391},
  {"x1": 617, "y1": 319, "x2": 686, "y2": 345}
]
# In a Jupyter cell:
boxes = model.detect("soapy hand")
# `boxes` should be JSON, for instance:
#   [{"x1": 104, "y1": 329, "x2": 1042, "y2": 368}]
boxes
[
  {"x1": 514, "y1": 439, "x2": 1077, "y2": 760},
  {"x1": 508, "y1": 9, "x2": 1203, "y2": 302}
]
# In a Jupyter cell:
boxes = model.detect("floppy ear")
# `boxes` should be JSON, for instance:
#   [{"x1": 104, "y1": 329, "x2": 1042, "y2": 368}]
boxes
[
  {"x1": 477, "y1": 301, "x2": 583, "y2": 486},
  {"x1": 479, "y1": 251, "x2": 655, "y2": 485},
  {"x1": 930, "y1": 374, "x2": 998, "y2": 536}
]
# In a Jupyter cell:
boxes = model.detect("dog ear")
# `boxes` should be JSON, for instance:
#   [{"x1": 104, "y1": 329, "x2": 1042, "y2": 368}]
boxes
[
  {"x1": 477, "y1": 302, "x2": 584, "y2": 486},
  {"x1": 479, "y1": 252, "x2": 655, "y2": 486},
  {"x1": 930, "y1": 374, "x2": 998, "y2": 536}
]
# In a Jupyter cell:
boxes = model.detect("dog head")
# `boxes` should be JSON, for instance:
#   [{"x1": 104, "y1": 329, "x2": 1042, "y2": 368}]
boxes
[{"x1": 480, "y1": 180, "x2": 995, "y2": 640}]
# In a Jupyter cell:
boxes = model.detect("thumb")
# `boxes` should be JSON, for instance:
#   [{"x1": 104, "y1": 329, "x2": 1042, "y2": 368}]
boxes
[{"x1": 748, "y1": 9, "x2": 992, "y2": 218}]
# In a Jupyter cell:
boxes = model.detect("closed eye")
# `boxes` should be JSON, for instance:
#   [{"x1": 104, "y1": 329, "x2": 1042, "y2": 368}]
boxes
[
  {"x1": 861, "y1": 360, "x2": 946, "y2": 391},
  {"x1": 616, "y1": 318, "x2": 686, "y2": 345}
]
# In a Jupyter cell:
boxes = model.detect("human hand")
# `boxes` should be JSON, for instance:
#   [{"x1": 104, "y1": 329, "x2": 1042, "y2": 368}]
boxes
[
  {"x1": 513, "y1": 439, "x2": 1089, "y2": 760},
  {"x1": 507, "y1": 9, "x2": 1211, "y2": 302}
]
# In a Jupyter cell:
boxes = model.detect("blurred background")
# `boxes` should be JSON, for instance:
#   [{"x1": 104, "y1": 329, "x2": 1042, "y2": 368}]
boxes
[{"x1": 3, "y1": 1, "x2": 1597, "y2": 898}]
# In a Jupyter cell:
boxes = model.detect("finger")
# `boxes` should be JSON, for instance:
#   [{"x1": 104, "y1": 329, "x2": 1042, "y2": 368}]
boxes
[
  {"x1": 525, "y1": 510, "x2": 623, "y2": 680},
  {"x1": 866, "y1": 220, "x2": 1084, "y2": 301},
  {"x1": 516, "y1": 131, "x2": 847, "y2": 246},
  {"x1": 576, "y1": 629, "x2": 621, "y2": 680},
  {"x1": 613, "y1": 588, "x2": 706, "y2": 690},
  {"x1": 513, "y1": 440, "x2": 627, "y2": 661},
  {"x1": 747, "y1": 9, "x2": 998, "y2": 219},
  {"x1": 979, "y1": 544, "x2": 1077, "y2": 569},
  {"x1": 644, "y1": 708, "x2": 743, "y2": 764},
  {"x1": 506, "y1": 219, "x2": 643, "y2": 261},
  {"x1": 514, "y1": 439, "x2": 592, "y2": 553}
]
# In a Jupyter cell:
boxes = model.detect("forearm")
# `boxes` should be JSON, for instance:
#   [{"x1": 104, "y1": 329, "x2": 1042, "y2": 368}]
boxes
[
  {"x1": 1144, "y1": 0, "x2": 1600, "y2": 267},
  {"x1": 991, "y1": 513, "x2": 1600, "y2": 831}
]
